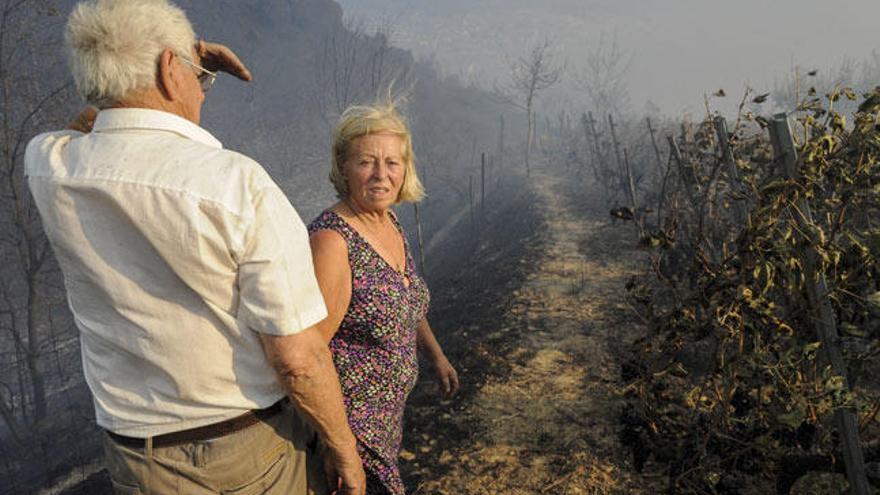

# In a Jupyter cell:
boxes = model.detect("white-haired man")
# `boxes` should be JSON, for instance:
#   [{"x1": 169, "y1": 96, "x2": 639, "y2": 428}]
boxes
[{"x1": 24, "y1": 0, "x2": 365, "y2": 493}]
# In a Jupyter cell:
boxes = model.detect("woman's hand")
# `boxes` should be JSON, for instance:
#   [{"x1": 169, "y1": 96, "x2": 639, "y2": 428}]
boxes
[
  {"x1": 416, "y1": 318, "x2": 460, "y2": 399},
  {"x1": 195, "y1": 40, "x2": 253, "y2": 81},
  {"x1": 431, "y1": 354, "x2": 459, "y2": 399}
]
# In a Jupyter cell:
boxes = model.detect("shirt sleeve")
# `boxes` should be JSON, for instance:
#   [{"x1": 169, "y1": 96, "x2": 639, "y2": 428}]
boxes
[{"x1": 237, "y1": 185, "x2": 327, "y2": 335}]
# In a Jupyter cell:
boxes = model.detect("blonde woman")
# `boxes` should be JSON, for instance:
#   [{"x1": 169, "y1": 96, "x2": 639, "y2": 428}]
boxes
[{"x1": 308, "y1": 103, "x2": 459, "y2": 494}]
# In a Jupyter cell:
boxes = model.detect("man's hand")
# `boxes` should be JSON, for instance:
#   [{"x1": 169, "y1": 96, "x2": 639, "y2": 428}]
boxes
[
  {"x1": 323, "y1": 444, "x2": 366, "y2": 495},
  {"x1": 196, "y1": 40, "x2": 253, "y2": 82},
  {"x1": 259, "y1": 329, "x2": 364, "y2": 494},
  {"x1": 67, "y1": 106, "x2": 98, "y2": 133}
]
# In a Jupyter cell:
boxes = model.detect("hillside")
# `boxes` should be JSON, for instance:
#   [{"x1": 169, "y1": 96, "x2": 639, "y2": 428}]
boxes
[{"x1": 0, "y1": 1, "x2": 522, "y2": 492}]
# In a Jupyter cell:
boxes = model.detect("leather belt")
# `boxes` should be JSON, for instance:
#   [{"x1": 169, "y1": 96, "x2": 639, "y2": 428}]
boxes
[{"x1": 106, "y1": 399, "x2": 286, "y2": 449}]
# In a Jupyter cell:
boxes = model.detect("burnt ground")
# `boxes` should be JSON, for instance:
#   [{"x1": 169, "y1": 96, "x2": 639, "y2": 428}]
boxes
[{"x1": 401, "y1": 167, "x2": 652, "y2": 494}]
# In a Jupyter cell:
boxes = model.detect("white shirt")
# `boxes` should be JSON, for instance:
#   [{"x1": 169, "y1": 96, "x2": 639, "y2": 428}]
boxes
[{"x1": 25, "y1": 108, "x2": 327, "y2": 437}]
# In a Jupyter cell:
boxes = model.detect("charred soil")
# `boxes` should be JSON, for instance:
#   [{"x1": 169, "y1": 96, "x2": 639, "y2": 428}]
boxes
[{"x1": 402, "y1": 168, "x2": 652, "y2": 494}]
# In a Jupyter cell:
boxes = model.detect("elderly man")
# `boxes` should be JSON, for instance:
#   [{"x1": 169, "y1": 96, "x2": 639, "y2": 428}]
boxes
[{"x1": 24, "y1": 0, "x2": 365, "y2": 494}]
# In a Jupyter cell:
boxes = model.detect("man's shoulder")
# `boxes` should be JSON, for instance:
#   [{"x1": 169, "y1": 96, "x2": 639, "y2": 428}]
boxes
[
  {"x1": 170, "y1": 140, "x2": 274, "y2": 189},
  {"x1": 27, "y1": 128, "x2": 281, "y2": 215},
  {"x1": 27, "y1": 129, "x2": 82, "y2": 147},
  {"x1": 25, "y1": 129, "x2": 86, "y2": 177}
]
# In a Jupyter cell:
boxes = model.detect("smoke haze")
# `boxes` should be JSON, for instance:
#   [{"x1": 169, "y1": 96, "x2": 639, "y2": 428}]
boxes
[{"x1": 336, "y1": 0, "x2": 880, "y2": 116}]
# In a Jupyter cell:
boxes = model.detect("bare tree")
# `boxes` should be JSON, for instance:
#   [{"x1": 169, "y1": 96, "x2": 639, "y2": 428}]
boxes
[
  {"x1": 570, "y1": 32, "x2": 635, "y2": 202},
  {"x1": 860, "y1": 49, "x2": 880, "y2": 89},
  {"x1": 771, "y1": 60, "x2": 858, "y2": 113},
  {"x1": 574, "y1": 31, "x2": 633, "y2": 119},
  {"x1": 308, "y1": 16, "x2": 414, "y2": 126},
  {"x1": 0, "y1": 0, "x2": 75, "y2": 436},
  {"x1": 498, "y1": 38, "x2": 563, "y2": 176}
]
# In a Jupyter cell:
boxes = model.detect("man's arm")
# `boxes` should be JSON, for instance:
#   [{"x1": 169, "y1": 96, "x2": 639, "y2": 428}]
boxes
[
  {"x1": 236, "y1": 180, "x2": 360, "y2": 491},
  {"x1": 259, "y1": 326, "x2": 365, "y2": 495}
]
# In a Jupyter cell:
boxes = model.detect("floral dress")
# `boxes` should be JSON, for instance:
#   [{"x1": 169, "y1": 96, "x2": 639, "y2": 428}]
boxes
[{"x1": 308, "y1": 210, "x2": 430, "y2": 495}]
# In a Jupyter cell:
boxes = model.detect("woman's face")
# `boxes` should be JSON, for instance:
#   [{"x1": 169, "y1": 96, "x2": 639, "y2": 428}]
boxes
[{"x1": 343, "y1": 132, "x2": 406, "y2": 213}]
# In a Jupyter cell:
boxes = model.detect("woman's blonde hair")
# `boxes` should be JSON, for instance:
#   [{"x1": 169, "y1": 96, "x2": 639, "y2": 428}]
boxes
[
  {"x1": 330, "y1": 102, "x2": 425, "y2": 203},
  {"x1": 65, "y1": 0, "x2": 196, "y2": 107}
]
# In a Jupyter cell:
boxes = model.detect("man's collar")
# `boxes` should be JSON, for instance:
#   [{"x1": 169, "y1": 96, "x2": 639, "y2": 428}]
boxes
[{"x1": 92, "y1": 108, "x2": 223, "y2": 149}]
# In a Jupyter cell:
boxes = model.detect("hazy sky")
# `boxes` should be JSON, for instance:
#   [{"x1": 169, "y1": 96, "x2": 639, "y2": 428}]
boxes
[{"x1": 335, "y1": 0, "x2": 880, "y2": 117}]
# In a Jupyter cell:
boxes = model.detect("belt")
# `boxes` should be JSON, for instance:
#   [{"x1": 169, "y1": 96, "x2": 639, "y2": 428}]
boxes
[{"x1": 106, "y1": 399, "x2": 286, "y2": 449}]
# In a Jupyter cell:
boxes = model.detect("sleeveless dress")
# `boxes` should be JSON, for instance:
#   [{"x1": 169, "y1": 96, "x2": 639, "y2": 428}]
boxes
[{"x1": 308, "y1": 210, "x2": 430, "y2": 495}]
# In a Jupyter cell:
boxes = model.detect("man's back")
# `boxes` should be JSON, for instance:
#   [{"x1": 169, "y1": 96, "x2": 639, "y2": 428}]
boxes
[
  {"x1": 35, "y1": 1, "x2": 366, "y2": 490},
  {"x1": 26, "y1": 108, "x2": 326, "y2": 437}
]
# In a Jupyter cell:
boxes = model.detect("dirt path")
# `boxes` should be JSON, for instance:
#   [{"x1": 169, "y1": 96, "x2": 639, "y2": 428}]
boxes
[{"x1": 404, "y1": 170, "x2": 651, "y2": 494}]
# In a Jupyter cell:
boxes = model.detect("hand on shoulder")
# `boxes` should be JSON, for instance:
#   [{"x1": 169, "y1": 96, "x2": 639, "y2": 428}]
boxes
[{"x1": 67, "y1": 106, "x2": 98, "y2": 133}]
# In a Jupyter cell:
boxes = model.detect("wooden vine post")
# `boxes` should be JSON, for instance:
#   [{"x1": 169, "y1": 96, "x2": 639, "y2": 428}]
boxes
[
  {"x1": 469, "y1": 136, "x2": 478, "y2": 173},
  {"x1": 469, "y1": 174, "x2": 475, "y2": 233},
  {"x1": 480, "y1": 152, "x2": 486, "y2": 221},
  {"x1": 667, "y1": 135, "x2": 699, "y2": 210},
  {"x1": 713, "y1": 116, "x2": 746, "y2": 224},
  {"x1": 646, "y1": 117, "x2": 665, "y2": 174},
  {"x1": 647, "y1": 117, "x2": 672, "y2": 227},
  {"x1": 608, "y1": 114, "x2": 625, "y2": 197},
  {"x1": 413, "y1": 203, "x2": 426, "y2": 276},
  {"x1": 584, "y1": 111, "x2": 603, "y2": 184},
  {"x1": 623, "y1": 147, "x2": 643, "y2": 237},
  {"x1": 498, "y1": 115, "x2": 504, "y2": 172},
  {"x1": 768, "y1": 112, "x2": 870, "y2": 495}
]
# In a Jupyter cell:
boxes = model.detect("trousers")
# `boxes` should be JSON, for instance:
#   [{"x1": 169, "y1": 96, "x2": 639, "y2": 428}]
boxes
[{"x1": 102, "y1": 402, "x2": 329, "y2": 494}]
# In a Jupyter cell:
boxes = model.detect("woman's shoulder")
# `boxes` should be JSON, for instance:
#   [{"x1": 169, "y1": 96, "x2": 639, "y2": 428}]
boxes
[
  {"x1": 309, "y1": 210, "x2": 350, "y2": 257},
  {"x1": 310, "y1": 208, "x2": 362, "y2": 247},
  {"x1": 309, "y1": 227, "x2": 348, "y2": 257},
  {"x1": 308, "y1": 209, "x2": 345, "y2": 233}
]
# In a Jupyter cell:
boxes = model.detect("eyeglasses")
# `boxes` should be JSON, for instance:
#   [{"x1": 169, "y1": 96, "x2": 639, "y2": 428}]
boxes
[{"x1": 180, "y1": 56, "x2": 217, "y2": 93}]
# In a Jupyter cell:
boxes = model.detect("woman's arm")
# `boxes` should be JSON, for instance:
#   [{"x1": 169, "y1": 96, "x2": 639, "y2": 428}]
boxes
[
  {"x1": 416, "y1": 318, "x2": 459, "y2": 398},
  {"x1": 310, "y1": 229, "x2": 352, "y2": 343}
]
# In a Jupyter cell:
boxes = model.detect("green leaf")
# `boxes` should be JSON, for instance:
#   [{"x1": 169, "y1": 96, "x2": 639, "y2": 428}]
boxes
[
  {"x1": 803, "y1": 341, "x2": 822, "y2": 358},
  {"x1": 841, "y1": 323, "x2": 867, "y2": 337},
  {"x1": 776, "y1": 407, "x2": 806, "y2": 429},
  {"x1": 669, "y1": 362, "x2": 689, "y2": 377},
  {"x1": 824, "y1": 375, "x2": 846, "y2": 392}
]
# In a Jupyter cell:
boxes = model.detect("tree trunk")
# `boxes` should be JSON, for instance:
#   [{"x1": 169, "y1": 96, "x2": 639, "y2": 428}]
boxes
[
  {"x1": 26, "y1": 282, "x2": 46, "y2": 424},
  {"x1": 526, "y1": 106, "x2": 533, "y2": 177}
]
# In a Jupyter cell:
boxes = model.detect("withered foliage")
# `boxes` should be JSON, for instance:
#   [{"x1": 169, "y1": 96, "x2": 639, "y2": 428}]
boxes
[{"x1": 620, "y1": 88, "x2": 880, "y2": 492}]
